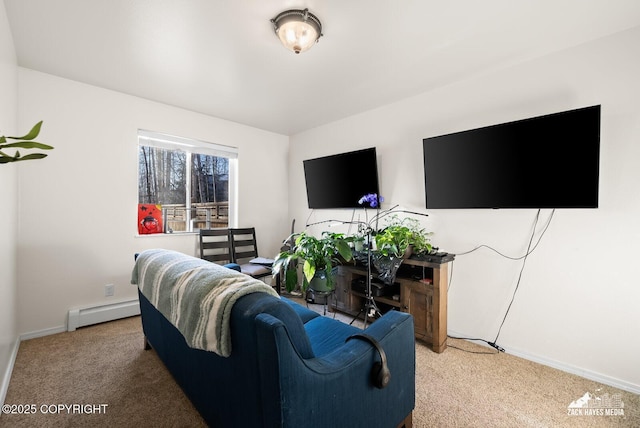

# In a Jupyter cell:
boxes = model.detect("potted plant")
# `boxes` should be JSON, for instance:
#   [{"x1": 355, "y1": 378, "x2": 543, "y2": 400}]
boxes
[
  {"x1": 372, "y1": 215, "x2": 433, "y2": 284},
  {"x1": 349, "y1": 222, "x2": 369, "y2": 252},
  {"x1": 273, "y1": 231, "x2": 353, "y2": 293},
  {"x1": 374, "y1": 215, "x2": 432, "y2": 258}
]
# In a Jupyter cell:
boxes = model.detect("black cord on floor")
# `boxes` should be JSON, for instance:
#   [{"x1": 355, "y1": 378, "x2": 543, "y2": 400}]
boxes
[{"x1": 446, "y1": 335, "x2": 500, "y2": 355}]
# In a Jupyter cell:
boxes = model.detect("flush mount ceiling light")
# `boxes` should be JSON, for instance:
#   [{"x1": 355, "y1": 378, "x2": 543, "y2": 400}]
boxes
[{"x1": 271, "y1": 8, "x2": 323, "y2": 54}]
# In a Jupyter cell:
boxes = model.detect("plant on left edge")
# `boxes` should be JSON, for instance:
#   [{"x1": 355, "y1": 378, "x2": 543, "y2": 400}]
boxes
[{"x1": 0, "y1": 121, "x2": 52, "y2": 164}]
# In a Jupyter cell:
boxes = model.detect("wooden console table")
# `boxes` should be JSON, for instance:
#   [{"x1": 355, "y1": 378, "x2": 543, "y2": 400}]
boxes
[{"x1": 335, "y1": 255, "x2": 452, "y2": 353}]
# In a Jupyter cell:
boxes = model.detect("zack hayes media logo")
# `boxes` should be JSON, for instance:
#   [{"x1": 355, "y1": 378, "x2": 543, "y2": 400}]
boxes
[{"x1": 567, "y1": 390, "x2": 625, "y2": 417}]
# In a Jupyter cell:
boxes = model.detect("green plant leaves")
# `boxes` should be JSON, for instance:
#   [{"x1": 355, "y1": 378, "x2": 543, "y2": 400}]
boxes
[
  {"x1": 335, "y1": 239, "x2": 352, "y2": 261},
  {"x1": 272, "y1": 231, "x2": 353, "y2": 292},
  {"x1": 374, "y1": 216, "x2": 433, "y2": 257},
  {"x1": 303, "y1": 259, "x2": 316, "y2": 284},
  {"x1": 0, "y1": 153, "x2": 49, "y2": 163},
  {"x1": 285, "y1": 269, "x2": 298, "y2": 293},
  {"x1": 0, "y1": 141, "x2": 53, "y2": 150},
  {"x1": 7, "y1": 121, "x2": 42, "y2": 140},
  {"x1": 1, "y1": 121, "x2": 52, "y2": 164}
]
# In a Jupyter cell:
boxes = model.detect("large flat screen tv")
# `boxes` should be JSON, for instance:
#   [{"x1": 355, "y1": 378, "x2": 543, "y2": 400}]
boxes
[
  {"x1": 304, "y1": 147, "x2": 380, "y2": 209},
  {"x1": 423, "y1": 105, "x2": 601, "y2": 209}
]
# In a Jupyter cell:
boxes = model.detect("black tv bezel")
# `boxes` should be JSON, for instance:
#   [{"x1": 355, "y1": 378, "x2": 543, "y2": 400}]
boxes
[
  {"x1": 303, "y1": 147, "x2": 380, "y2": 209},
  {"x1": 422, "y1": 105, "x2": 601, "y2": 209}
]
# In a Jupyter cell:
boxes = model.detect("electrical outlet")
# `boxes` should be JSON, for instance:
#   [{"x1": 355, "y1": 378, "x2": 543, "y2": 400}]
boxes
[{"x1": 105, "y1": 283, "x2": 115, "y2": 297}]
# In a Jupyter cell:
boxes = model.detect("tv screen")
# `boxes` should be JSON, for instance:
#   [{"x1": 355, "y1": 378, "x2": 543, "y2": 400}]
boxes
[
  {"x1": 423, "y1": 105, "x2": 601, "y2": 209},
  {"x1": 304, "y1": 148, "x2": 380, "y2": 209}
]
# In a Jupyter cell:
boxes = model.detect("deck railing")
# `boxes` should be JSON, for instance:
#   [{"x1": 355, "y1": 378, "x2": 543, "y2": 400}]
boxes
[{"x1": 162, "y1": 202, "x2": 229, "y2": 232}]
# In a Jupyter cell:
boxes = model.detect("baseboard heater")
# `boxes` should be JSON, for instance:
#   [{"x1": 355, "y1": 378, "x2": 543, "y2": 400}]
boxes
[{"x1": 67, "y1": 298, "x2": 140, "y2": 332}]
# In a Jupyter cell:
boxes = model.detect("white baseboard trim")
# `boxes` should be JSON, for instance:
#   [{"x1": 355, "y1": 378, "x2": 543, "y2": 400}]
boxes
[
  {"x1": 448, "y1": 330, "x2": 640, "y2": 395},
  {"x1": 506, "y1": 346, "x2": 640, "y2": 395},
  {"x1": 67, "y1": 298, "x2": 140, "y2": 332},
  {"x1": 0, "y1": 338, "x2": 20, "y2": 406},
  {"x1": 19, "y1": 325, "x2": 67, "y2": 341},
  {"x1": 16, "y1": 298, "x2": 141, "y2": 341}
]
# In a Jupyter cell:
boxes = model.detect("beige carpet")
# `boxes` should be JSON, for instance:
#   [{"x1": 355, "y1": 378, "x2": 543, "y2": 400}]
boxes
[{"x1": 2, "y1": 302, "x2": 638, "y2": 427}]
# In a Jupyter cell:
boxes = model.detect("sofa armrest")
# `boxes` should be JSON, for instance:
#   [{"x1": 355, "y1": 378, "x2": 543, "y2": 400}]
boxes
[{"x1": 254, "y1": 310, "x2": 415, "y2": 428}]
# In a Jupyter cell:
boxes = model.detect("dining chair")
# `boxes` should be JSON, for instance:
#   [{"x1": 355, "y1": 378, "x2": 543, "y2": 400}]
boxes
[
  {"x1": 199, "y1": 228, "x2": 233, "y2": 264},
  {"x1": 228, "y1": 227, "x2": 273, "y2": 281}
]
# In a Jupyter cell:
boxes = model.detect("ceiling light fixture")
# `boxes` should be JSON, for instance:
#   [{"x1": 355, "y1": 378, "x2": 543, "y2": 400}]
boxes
[{"x1": 271, "y1": 8, "x2": 323, "y2": 54}]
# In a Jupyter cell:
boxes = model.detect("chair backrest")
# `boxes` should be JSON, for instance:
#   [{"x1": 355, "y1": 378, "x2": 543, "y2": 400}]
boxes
[
  {"x1": 229, "y1": 227, "x2": 259, "y2": 263},
  {"x1": 199, "y1": 228, "x2": 232, "y2": 264}
]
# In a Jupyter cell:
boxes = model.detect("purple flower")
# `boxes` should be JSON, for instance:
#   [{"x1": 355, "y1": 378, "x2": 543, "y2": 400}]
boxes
[{"x1": 358, "y1": 193, "x2": 383, "y2": 208}]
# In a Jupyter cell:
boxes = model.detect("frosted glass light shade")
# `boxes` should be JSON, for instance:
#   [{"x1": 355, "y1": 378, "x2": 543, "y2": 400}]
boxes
[{"x1": 271, "y1": 9, "x2": 322, "y2": 54}]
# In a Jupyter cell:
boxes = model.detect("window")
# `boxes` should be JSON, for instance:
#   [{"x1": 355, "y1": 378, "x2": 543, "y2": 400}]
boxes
[{"x1": 137, "y1": 130, "x2": 237, "y2": 234}]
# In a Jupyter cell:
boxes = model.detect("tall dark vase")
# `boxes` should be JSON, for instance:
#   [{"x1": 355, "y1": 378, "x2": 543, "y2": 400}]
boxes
[{"x1": 372, "y1": 253, "x2": 404, "y2": 285}]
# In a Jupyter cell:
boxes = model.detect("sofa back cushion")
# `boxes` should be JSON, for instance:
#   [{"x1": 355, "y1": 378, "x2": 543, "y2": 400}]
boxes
[{"x1": 233, "y1": 294, "x2": 315, "y2": 359}]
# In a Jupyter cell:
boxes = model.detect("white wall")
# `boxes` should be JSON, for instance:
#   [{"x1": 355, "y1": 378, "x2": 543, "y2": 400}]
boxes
[
  {"x1": 289, "y1": 27, "x2": 640, "y2": 392},
  {"x1": 16, "y1": 69, "x2": 289, "y2": 335},
  {"x1": 0, "y1": 0, "x2": 18, "y2": 403}
]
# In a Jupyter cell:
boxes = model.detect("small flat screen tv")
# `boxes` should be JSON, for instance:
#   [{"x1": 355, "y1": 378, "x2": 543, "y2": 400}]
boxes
[
  {"x1": 304, "y1": 147, "x2": 380, "y2": 209},
  {"x1": 423, "y1": 105, "x2": 601, "y2": 209}
]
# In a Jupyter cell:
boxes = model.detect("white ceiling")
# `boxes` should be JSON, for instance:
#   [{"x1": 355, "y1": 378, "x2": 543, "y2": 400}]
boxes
[{"x1": 5, "y1": 0, "x2": 640, "y2": 136}]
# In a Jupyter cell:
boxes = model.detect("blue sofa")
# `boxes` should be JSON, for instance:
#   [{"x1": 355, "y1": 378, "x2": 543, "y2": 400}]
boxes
[{"x1": 136, "y1": 257, "x2": 415, "y2": 427}]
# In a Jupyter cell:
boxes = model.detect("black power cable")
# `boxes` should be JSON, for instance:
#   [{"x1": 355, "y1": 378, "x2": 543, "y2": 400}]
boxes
[
  {"x1": 490, "y1": 210, "x2": 543, "y2": 350},
  {"x1": 446, "y1": 335, "x2": 499, "y2": 354},
  {"x1": 455, "y1": 209, "x2": 555, "y2": 260},
  {"x1": 447, "y1": 209, "x2": 555, "y2": 354}
]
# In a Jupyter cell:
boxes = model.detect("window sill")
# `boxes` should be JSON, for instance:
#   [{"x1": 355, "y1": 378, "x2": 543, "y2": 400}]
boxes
[{"x1": 135, "y1": 232, "x2": 198, "y2": 238}]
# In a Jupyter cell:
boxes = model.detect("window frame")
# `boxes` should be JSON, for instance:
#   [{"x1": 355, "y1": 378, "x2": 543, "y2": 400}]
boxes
[{"x1": 137, "y1": 129, "x2": 238, "y2": 235}]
